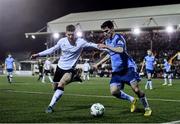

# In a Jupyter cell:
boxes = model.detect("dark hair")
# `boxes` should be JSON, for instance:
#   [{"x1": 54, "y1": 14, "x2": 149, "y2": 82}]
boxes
[
  {"x1": 101, "y1": 20, "x2": 114, "y2": 29},
  {"x1": 66, "y1": 25, "x2": 76, "y2": 32}
]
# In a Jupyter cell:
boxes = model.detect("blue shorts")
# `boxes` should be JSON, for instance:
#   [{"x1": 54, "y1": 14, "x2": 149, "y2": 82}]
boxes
[
  {"x1": 110, "y1": 67, "x2": 141, "y2": 90},
  {"x1": 146, "y1": 69, "x2": 154, "y2": 75},
  {"x1": 7, "y1": 69, "x2": 13, "y2": 73}
]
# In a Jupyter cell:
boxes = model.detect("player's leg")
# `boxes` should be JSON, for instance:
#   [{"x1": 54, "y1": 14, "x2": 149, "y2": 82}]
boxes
[
  {"x1": 110, "y1": 72, "x2": 136, "y2": 110},
  {"x1": 147, "y1": 72, "x2": 152, "y2": 89},
  {"x1": 46, "y1": 70, "x2": 72, "y2": 113},
  {"x1": 124, "y1": 67, "x2": 151, "y2": 115},
  {"x1": 149, "y1": 74, "x2": 153, "y2": 90},
  {"x1": 83, "y1": 71, "x2": 87, "y2": 81},
  {"x1": 168, "y1": 73, "x2": 172, "y2": 86},
  {"x1": 163, "y1": 73, "x2": 167, "y2": 85},
  {"x1": 47, "y1": 72, "x2": 53, "y2": 83},
  {"x1": 110, "y1": 84, "x2": 135, "y2": 103},
  {"x1": 71, "y1": 69, "x2": 82, "y2": 83},
  {"x1": 6, "y1": 70, "x2": 10, "y2": 83},
  {"x1": 7, "y1": 69, "x2": 13, "y2": 83},
  {"x1": 131, "y1": 82, "x2": 152, "y2": 116},
  {"x1": 42, "y1": 70, "x2": 46, "y2": 83},
  {"x1": 38, "y1": 73, "x2": 41, "y2": 80},
  {"x1": 145, "y1": 70, "x2": 149, "y2": 89},
  {"x1": 87, "y1": 72, "x2": 90, "y2": 80},
  {"x1": 9, "y1": 71, "x2": 13, "y2": 83},
  {"x1": 38, "y1": 71, "x2": 43, "y2": 81}
]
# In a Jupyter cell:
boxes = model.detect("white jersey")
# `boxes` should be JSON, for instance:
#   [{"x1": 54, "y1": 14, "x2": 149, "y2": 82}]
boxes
[
  {"x1": 44, "y1": 60, "x2": 52, "y2": 70},
  {"x1": 83, "y1": 63, "x2": 90, "y2": 72},
  {"x1": 38, "y1": 37, "x2": 98, "y2": 70}
]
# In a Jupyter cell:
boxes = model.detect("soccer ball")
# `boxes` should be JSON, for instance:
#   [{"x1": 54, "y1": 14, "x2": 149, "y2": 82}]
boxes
[{"x1": 90, "y1": 103, "x2": 105, "y2": 117}]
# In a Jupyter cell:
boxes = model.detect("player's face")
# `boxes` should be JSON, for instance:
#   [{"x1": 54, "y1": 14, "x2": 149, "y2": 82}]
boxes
[
  {"x1": 8, "y1": 54, "x2": 12, "y2": 58},
  {"x1": 102, "y1": 27, "x2": 112, "y2": 38},
  {"x1": 147, "y1": 50, "x2": 152, "y2": 55},
  {"x1": 66, "y1": 31, "x2": 76, "y2": 42}
]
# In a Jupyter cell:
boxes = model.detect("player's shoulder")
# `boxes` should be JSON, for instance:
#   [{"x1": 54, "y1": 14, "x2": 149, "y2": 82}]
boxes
[
  {"x1": 151, "y1": 55, "x2": 155, "y2": 59},
  {"x1": 77, "y1": 38, "x2": 87, "y2": 45},
  {"x1": 114, "y1": 33, "x2": 124, "y2": 39},
  {"x1": 57, "y1": 37, "x2": 68, "y2": 43},
  {"x1": 77, "y1": 37, "x2": 86, "y2": 42},
  {"x1": 114, "y1": 33, "x2": 126, "y2": 43},
  {"x1": 145, "y1": 56, "x2": 148, "y2": 59}
]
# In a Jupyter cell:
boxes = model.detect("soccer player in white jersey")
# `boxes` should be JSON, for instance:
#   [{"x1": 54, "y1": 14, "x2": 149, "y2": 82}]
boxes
[
  {"x1": 42, "y1": 58, "x2": 53, "y2": 83},
  {"x1": 162, "y1": 58, "x2": 173, "y2": 86},
  {"x1": 140, "y1": 50, "x2": 156, "y2": 90},
  {"x1": 31, "y1": 24, "x2": 100, "y2": 113},
  {"x1": 4, "y1": 54, "x2": 16, "y2": 83},
  {"x1": 94, "y1": 20, "x2": 152, "y2": 116},
  {"x1": 83, "y1": 60, "x2": 91, "y2": 81}
]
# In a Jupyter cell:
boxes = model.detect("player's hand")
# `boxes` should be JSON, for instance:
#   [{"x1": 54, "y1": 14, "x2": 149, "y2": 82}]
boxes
[
  {"x1": 30, "y1": 54, "x2": 39, "y2": 59},
  {"x1": 98, "y1": 44, "x2": 107, "y2": 49}
]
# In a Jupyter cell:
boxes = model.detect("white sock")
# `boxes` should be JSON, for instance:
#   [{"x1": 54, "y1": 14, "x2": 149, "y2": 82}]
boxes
[
  {"x1": 145, "y1": 81, "x2": 149, "y2": 89},
  {"x1": 49, "y1": 89, "x2": 64, "y2": 108},
  {"x1": 164, "y1": 78, "x2": 167, "y2": 84},
  {"x1": 140, "y1": 96, "x2": 149, "y2": 109},
  {"x1": 87, "y1": 75, "x2": 89, "y2": 80},
  {"x1": 119, "y1": 90, "x2": 134, "y2": 102},
  {"x1": 48, "y1": 76, "x2": 53, "y2": 83},
  {"x1": 169, "y1": 78, "x2": 172, "y2": 84},
  {"x1": 149, "y1": 81, "x2": 152, "y2": 89},
  {"x1": 42, "y1": 76, "x2": 45, "y2": 82},
  {"x1": 10, "y1": 74, "x2": 13, "y2": 82},
  {"x1": 83, "y1": 75, "x2": 85, "y2": 80}
]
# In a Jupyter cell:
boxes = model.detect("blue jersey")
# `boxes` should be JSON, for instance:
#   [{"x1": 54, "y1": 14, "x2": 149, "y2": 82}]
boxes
[
  {"x1": 105, "y1": 34, "x2": 137, "y2": 72},
  {"x1": 163, "y1": 59, "x2": 171, "y2": 72},
  {"x1": 144, "y1": 55, "x2": 155, "y2": 71},
  {"x1": 5, "y1": 57, "x2": 15, "y2": 69}
]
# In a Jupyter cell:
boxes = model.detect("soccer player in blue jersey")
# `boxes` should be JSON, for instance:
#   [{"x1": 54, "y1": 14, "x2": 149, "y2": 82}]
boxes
[
  {"x1": 4, "y1": 54, "x2": 16, "y2": 83},
  {"x1": 94, "y1": 20, "x2": 152, "y2": 116},
  {"x1": 31, "y1": 24, "x2": 100, "y2": 113},
  {"x1": 140, "y1": 50, "x2": 156, "y2": 90},
  {"x1": 162, "y1": 58, "x2": 173, "y2": 86}
]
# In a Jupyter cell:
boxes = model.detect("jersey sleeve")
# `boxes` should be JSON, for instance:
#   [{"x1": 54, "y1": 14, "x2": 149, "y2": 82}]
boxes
[
  {"x1": 38, "y1": 39, "x2": 62, "y2": 56},
  {"x1": 81, "y1": 39, "x2": 99, "y2": 49},
  {"x1": 114, "y1": 35, "x2": 126, "y2": 48},
  {"x1": 144, "y1": 56, "x2": 147, "y2": 62}
]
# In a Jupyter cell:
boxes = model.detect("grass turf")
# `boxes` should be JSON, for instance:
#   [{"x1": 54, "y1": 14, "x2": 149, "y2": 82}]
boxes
[{"x1": 0, "y1": 76, "x2": 180, "y2": 123}]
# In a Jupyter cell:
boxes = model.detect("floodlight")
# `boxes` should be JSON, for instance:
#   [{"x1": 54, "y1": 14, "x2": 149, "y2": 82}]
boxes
[
  {"x1": 166, "y1": 26, "x2": 174, "y2": 33},
  {"x1": 132, "y1": 28, "x2": 141, "y2": 35},
  {"x1": 31, "y1": 35, "x2": 36, "y2": 39},
  {"x1": 53, "y1": 33, "x2": 60, "y2": 39},
  {"x1": 76, "y1": 31, "x2": 83, "y2": 37}
]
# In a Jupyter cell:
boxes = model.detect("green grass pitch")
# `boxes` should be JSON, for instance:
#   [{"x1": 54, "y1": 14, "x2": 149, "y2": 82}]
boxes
[{"x1": 0, "y1": 75, "x2": 180, "y2": 123}]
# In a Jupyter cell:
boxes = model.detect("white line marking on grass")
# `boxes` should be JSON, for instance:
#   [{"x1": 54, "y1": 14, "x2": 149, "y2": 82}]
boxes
[
  {"x1": 162, "y1": 120, "x2": 180, "y2": 124},
  {"x1": 2, "y1": 90, "x2": 180, "y2": 103}
]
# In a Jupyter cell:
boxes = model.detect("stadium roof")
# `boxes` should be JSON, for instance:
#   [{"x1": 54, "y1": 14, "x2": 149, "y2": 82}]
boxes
[{"x1": 47, "y1": 4, "x2": 180, "y2": 33}]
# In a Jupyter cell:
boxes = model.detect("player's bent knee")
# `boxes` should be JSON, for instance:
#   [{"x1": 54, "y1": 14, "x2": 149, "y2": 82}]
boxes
[
  {"x1": 58, "y1": 82, "x2": 65, "y2": 88},
  {"x1": 110, "y1": 90, "x2": 119, "y2": 97},
  {"x1": 134, "y1": 87, "x2": 140, "y2": 93}
]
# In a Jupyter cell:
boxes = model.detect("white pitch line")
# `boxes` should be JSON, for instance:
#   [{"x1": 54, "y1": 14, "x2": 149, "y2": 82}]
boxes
[
  {"x1": 2, "y1": 90, "x2": 180, "y2": 103},
  {"x1": 162, "y1": 120, "x2": 180, "y2": 124}
]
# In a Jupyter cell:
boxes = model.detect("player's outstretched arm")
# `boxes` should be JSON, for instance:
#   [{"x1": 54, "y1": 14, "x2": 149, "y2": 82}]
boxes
[
  {"x1": 93, "y1": 54, "x2": 110, "y2": 69},
  {"x1": 140, "y1": 60, "x2": 145, "y2": 72},
  {"x1": 30, "y1": 54, "x2": 39, "y2": 59},
  {"x1": 98, "y1": 43, "x2": 123, "y2": 53}
]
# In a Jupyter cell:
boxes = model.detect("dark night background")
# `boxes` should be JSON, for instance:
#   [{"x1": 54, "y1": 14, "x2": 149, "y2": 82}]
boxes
[{"x1": 0, "y1": 0, "x2": 180, "y2": 62}]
